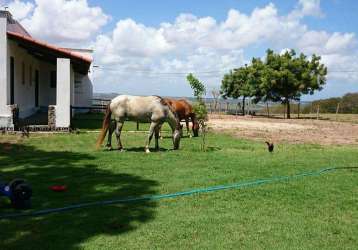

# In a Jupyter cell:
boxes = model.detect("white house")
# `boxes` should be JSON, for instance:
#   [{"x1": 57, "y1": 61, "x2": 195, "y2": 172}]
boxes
[{"x1": 0, "y1": 10, "x2": 93, "y2": 130}]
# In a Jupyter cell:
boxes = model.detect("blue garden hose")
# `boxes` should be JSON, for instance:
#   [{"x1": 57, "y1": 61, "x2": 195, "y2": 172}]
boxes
[{"x1": 0, "y1": 167, "x2": 356, "y2": 220}]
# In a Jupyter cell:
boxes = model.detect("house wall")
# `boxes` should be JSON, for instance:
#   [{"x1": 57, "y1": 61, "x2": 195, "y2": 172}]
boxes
[
  {"x1": 74, "y1": 72, "x2": 93, "y2": 107},
  {"x1": 0, "y1": 16, "x2": 12, "y2": 127},
  {"x1": 8, "y1": 40, "x2": 57, "y2": 118},
  {"x1": 6, "y1": 41, "x2": 93, "y2": 120},
  {"x1": 1, "y1": 22, "x2": 93, "y2": 128},
  {"x1": 38, "y1": 61, "x2": 57, "y2": 107}
]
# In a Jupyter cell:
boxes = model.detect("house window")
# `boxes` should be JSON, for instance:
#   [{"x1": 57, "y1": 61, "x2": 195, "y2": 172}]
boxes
[
  {"x1": 22, "y1": 61, "x2": 25, "y2": 85},
  {"x1": 29, "y1": 65, "x2": 33, "y2": 86},
  {"x1": 50, "y1": 71, "x2": 56, "y2": 88}
]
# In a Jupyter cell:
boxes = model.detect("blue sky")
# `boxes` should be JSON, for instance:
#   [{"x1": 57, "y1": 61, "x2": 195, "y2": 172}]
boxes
[
  {"x1": 89, "y1": 0, "x2": 358, "y2": 33},
  {"x1": 5, "y1": 0, "x2": 358, "y2": 100},
  {"x1": 89, "y1": 0, "x2": 358, "y2": 100},
  {"x1": 88, "y1": 0, "x2": 358, "y2": 37}
]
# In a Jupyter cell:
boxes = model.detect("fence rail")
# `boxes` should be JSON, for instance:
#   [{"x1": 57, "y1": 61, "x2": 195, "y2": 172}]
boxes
[{"x1": 84, "y1": 98, "x2": 357, "y2": 121}]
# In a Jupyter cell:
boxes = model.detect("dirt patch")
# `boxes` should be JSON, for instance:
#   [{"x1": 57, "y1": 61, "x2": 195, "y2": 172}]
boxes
[{"x1": 208, "y1": 114, "x2": 358, "y2": 145}]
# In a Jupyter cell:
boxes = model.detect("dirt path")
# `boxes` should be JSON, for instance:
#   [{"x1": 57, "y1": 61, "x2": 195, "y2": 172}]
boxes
[{"x1": 208, "y1": 115, "x2": 358, "y2": 145}]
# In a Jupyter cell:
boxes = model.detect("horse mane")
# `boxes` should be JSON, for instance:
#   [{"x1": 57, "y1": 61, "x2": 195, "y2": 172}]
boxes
[
  {"x1": 153, "y1": 96, "x2": 180, "y2": 128},
  {"x1": 153, "y1": 95, "x2": 168, "y2": 106}
]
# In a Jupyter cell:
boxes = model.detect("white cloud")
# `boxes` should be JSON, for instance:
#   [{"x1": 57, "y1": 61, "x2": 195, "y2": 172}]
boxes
[
  {"x1": 110, "y1": 19, "x2": 173, "y2": 57},
  {"x1": 289, "y1": 0, "x2": 323, "y2": 19},
  {"x1": 12, "y1": 0, "x2": 109, "y2": 47},
  {"x1": 298, "y1": 31, "x2": 356, "y2": 55},
  {"x1": 6, "y1": 0, "x2": 358, "y2": 96},
  {"x1": 298, "y1": 0, "x2": 323, "y2": 17},
  {"x1": 7, "y1": 0, "x2": 34, "y2": 20},
  {"x1": 91, "y1": 1, "x2": 358, "y2": 95}
]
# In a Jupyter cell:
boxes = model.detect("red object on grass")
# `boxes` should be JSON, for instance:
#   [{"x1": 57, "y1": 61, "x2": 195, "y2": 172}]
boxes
[{"x1": 50, "y1": 185, "x2": 67, "y2": 192}]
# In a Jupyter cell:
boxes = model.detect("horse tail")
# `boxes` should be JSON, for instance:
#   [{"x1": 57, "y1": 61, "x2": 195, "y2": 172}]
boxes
[{"x1": 96, "y1": 104, "x2": 112, "y2": 149}]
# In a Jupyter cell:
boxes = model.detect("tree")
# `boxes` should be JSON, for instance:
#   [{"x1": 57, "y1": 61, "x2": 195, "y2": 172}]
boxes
[
  {"x1": 261, "y1": 49, "x2": 327, "y2": 118},
  {"x1": 211, "y1": 88, "x2": 220, "y2": 111},
  {"x1": 221, "y1": 66, "x2": 252, "y2": 115},
  {"x1": 186, "y1": 73, "x2": 208, "y2": 151},
  {"x1": 187, "y1": 73, "x2": 206, "y2": 102}
]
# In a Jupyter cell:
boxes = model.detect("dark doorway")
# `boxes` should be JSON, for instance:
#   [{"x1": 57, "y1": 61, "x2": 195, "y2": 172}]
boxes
[
  {"x1": 10, "y1": 57, "x2": 14, "y2": 105},
  {"x1": 35, "y1": 70, "x2": 39, "y2": 107}
]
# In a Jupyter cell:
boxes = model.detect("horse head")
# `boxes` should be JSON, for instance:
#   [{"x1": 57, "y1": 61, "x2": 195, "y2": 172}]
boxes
[{"x1": 173, "y1": 127, "x2": 181, "y2": 150}]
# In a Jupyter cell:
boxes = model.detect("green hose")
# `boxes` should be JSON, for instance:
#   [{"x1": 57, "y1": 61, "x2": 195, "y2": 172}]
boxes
[{"x1": 1, "y1": 167, "x2": 356, "y2": 220}]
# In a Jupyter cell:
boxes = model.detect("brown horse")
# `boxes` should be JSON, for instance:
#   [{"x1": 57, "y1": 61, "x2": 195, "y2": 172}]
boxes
[{"x1": 163, "y1": 98, "x2": 199, "y2": 137}]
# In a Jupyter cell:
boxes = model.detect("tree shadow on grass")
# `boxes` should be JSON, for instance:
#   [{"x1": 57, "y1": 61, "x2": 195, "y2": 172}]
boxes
[{"x1": 0, "y1": 142, "x2": 158, "y2": 250}]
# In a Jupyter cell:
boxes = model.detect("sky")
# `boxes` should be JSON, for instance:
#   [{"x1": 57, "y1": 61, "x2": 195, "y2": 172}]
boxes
[{"x1": 2, "y1": 0, "x2": 358, "y2": 100}]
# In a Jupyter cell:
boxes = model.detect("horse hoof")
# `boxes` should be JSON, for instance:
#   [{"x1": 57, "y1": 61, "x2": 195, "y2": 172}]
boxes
[
  {"x1": 119, "y1": 148, "x2": 126, "y2": 152},
  {"x1": 145, "y1": 149, "x2": 151, "y2": 153}
]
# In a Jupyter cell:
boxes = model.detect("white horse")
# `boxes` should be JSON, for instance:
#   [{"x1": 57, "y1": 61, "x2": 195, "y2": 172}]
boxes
[{"x1": 96, "y1": 95, "x2": 181, "y2": 153}]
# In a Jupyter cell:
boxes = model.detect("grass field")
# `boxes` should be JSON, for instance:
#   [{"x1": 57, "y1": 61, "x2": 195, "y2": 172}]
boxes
[{"x1": 1, "y1": 124, "x2": 358, "y2": 249}]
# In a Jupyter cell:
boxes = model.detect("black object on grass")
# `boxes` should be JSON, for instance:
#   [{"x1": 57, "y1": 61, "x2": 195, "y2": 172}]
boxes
[{"x1": 265, "y1": 141, "x2": 274, "y2": 153}]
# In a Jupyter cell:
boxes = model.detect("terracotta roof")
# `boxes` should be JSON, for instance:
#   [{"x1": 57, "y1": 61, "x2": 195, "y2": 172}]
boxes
[
  {"x1": 1, "y1": 10, "x2": 32, "y2": 38},
  {"x1": 7, "y1": 31, "x2": 92, "y2": 64}
]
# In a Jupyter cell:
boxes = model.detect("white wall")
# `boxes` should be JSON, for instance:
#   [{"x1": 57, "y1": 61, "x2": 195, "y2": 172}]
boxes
[
  {"x1": 7, "y1": 40, "x2": 58, "y2": 118},
  {"x1": 55, "y1": 58, "x2": 72, "y2": 127},
  {"x1": 38, "y1": 61, "x2": 56, "y2": 107},
  {"x1": 0, "y1": 16, "x2": 11, "y2": 127},
  {"x1": 1, "y1": 28, "x2": 93, "y2": 126},
  {"x1": 74, "y1": 72, "x2": 93, "y2": 107},
  {"x1": 8, "y1": 40, "x2": 40, "y2": 118}
]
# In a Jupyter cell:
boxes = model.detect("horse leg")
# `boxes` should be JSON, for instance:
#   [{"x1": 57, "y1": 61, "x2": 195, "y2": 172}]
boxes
[
  {"x1": 106, "y1": 120, "x2": 116, "y2": 150},
  {"x1": 145, "y1": 122, "x2": 157, "y2": 153},
  {"x1": 154, "y1": 125, "x2": 161, "y2": 151},
  {"x1": 158, "y1": 124, "x2": 163, "y2": 140},
  {"x1": 185, "y1": 118, "x2": 191, "y2": 138},
  {"x1": 115, "y1": 120, "x2": 124, "y2": 151}
]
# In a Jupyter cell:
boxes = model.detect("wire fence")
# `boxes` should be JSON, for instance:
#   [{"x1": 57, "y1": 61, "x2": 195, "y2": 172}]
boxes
[
  {"x1": 71, "y1": 98, "x2": 358, "y2": 126},
  {"x1": 204, "y1": 98, "x2": 358, "y2": 122}
]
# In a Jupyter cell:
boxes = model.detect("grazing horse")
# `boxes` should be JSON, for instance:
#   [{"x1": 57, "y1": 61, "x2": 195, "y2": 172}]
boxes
[
  {"x1": 163, "y1": 98, "x2": 199, "y2": 137},
  {"x1": 96, "y1": 95, "x2": 181, "y2": 153}
]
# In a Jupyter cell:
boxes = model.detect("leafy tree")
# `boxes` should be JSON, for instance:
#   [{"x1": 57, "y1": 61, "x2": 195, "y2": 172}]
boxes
[
  {"x1": 261, "y1": 49, "x2": 327, "y2": 118},
  {"x1": 221, "y1": 65, "x2": 254, "y2": 115},
  {"x1": 341, "y1": 93, "x2": 358, "y2": 113},
  {"x1": 186, "y1": 73, "x2": 208, "y2": 151},
  {"x1": 187, "y1": 73, "x2": 206, "y2": 102}
]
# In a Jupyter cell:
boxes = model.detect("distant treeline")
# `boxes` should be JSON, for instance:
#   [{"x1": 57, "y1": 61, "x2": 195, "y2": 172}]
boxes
[{"x1": 302, "y1": 93, "x2": 358, "y2": 114}]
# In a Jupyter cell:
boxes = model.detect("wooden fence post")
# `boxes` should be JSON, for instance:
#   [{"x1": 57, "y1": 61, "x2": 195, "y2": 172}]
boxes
[
  {"x1": 266, "y1": 102, "x2": 270, "y2": 118},
  {"x1": 136, "y1": 121, "x2": 139, "y2": 131},
  {"x1": 316, "y1": 104, "x2": 320, "y2": 120},
  {"x1": 335, "y1": 103, "x2": 340, "y2": 121},
  {"x1": 283, "y1": 104, "x2": 286, "y2": 119},
  {"x1": 226, "y1": 102, "x2": 229, "y2": 114},
  {"x1": 298, "y1": 101, "x2": 301, "y2": 119}
]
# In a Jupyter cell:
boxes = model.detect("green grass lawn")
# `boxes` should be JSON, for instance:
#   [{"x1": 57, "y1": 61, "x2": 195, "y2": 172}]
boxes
[{"x1": 1, "y1": 128, "x2": 358, "y2": 249}]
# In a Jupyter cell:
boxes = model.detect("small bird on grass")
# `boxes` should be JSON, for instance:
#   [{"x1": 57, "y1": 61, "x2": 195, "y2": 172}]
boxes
[{"x1": 265, "y1": 141, "x2": 274, "y2": 153}]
